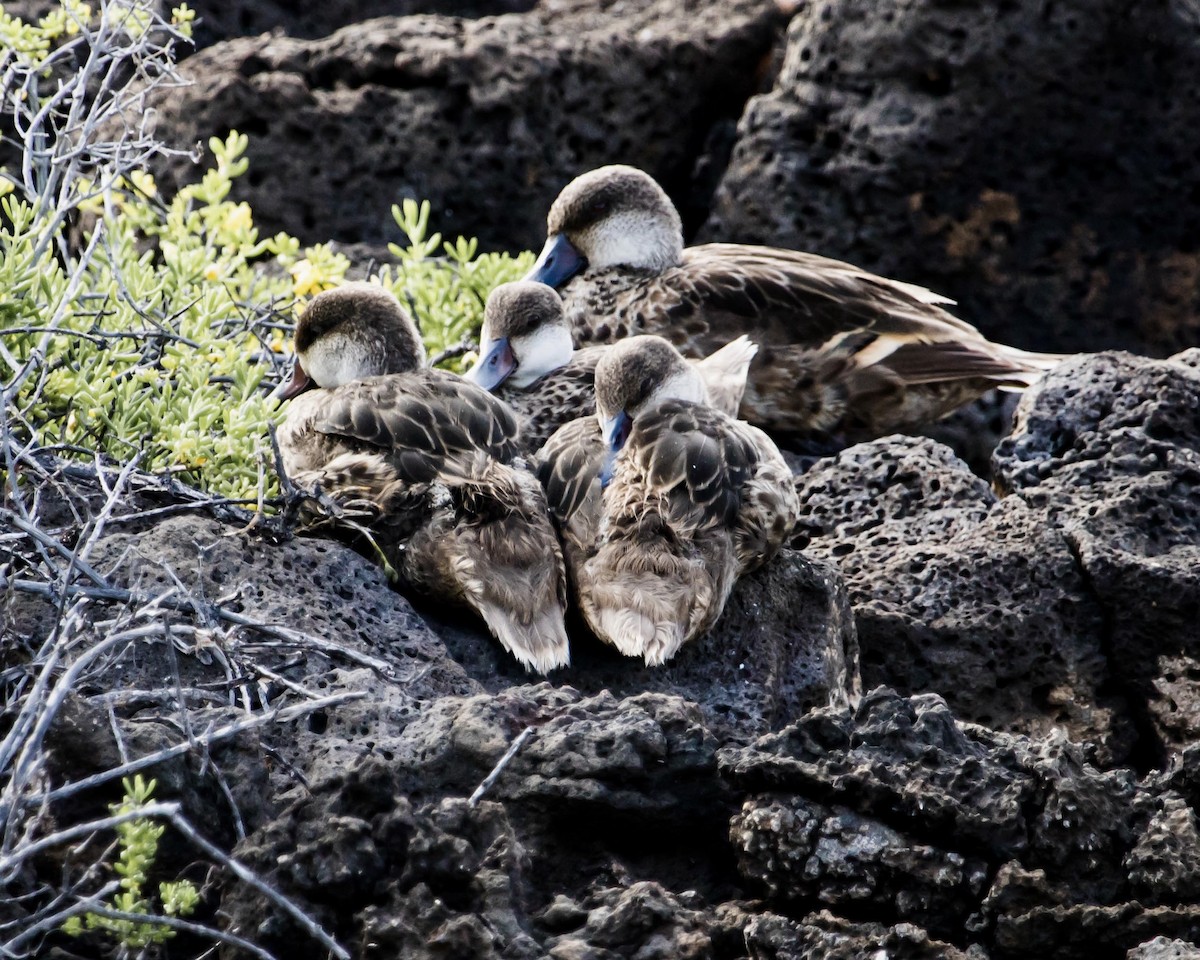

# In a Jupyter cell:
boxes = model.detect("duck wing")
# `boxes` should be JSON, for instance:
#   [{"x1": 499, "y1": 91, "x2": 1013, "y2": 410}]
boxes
[
  {"x1": 656, "y1": 244, "x2": 981, "y2": 351},
  {"x1": 533, "y1": 416, "x2": 607, "y2": 568},
  {"x1": 620, "y1": 399, "x2": 757, "y2": 532},
  {"x1": 311, "y1": 370, "x2": 523, "y2": 483}
]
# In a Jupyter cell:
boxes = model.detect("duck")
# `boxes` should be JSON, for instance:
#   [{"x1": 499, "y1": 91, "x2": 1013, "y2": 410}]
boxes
[
  {"x1": 533, "y1": 334, "x2": 799, "y2": 666},
  {"x1": 272, "y1": 281, "x2": 570, "y2": 674},
  {"x1": 464, "y1": 280, "x2": 758, "y2": 448},
  {"x1": 524, "y1": 164, "x2": 1064, "y2": 444}
]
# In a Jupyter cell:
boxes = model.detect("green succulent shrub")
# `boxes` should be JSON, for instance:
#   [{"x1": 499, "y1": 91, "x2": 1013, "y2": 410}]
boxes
[
  {"x1": 2, "y1": 5, "x2": 532, "y2": 507},
  {"x1": 61, "y1": 775, "x2": 200, "y2": 948}
]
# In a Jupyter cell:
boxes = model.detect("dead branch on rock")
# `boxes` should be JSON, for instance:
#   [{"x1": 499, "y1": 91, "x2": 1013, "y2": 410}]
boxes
[
  {"x1": 469, "y1": 726, "x2": 535, "y2": 807},
  {"x1": 0, "y1": 5, "x2": 391, "y2": 955}
]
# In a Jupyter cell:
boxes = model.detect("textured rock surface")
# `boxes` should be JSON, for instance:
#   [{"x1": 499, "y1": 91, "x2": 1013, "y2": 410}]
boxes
[
  {"x1": 1128, "y1": 939, "x2": 1200, "y2": 960},
  {"x1": 996, "y1": 351, "x2": 1200, "y2": 755},
  {"x1": 146, "y1": 0, "x2": 787, "y2": 251},
  {"x1": 790, "y1": 350, "x2": 1200, "y2": 768},
  {"x1": 724, "y1": 689, "x2": 1200, "y2": 959},
  {"x1": 792, "y1": 434, "x2": 1130, "y2": 763},
  {"x1": 186, "y1": 0, "x2": 537, "y2": 49},
  {"x1": 703, "y1": 0, "x2": 1200, "y2": 358},
  {"x1": 426, "y1": 548, "x2": 860, "y2": 741},
  {"x1": 744, "y1": 912, "x2": 977, "y2": 960}
]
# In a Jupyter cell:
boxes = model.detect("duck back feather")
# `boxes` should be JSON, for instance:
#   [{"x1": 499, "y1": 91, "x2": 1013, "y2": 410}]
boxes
[{"x1": 278, "y1": 369, "x2": 569, "y2": 673}]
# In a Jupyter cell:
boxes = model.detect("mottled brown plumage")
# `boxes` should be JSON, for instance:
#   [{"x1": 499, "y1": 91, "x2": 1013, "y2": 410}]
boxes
[
  {"x1": 274, "y1": 282, "x2": 570, "y2": 673},
  {"x1": 534, "y1": 335, "x2": 798, "y2": 666},
  {"x1": 526, "y1": 165, "x2": 1064, "y2": 443},
  {"x1": 469, "y1": 280, "x2": 757, "y2": 449}
]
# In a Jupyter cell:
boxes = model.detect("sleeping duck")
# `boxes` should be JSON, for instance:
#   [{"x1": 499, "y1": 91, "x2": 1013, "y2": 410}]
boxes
[
  {"x1": 525, "y1": 164, "x2": 1064, "y2": 444},
  {"x1": 272, "y1": 281, "x2": 570, "y2": 674},
  {"x1": 464, "y1": 280, "x2": 758, "y2": 447},
  {"x1": 534, "y1": 335, "x2": 799, "y2": 666}
]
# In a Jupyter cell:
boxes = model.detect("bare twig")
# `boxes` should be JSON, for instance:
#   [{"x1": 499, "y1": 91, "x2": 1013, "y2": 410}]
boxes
[
  {"x1": 5, "y1": 900, "x2": 281, "y2": 960},
  {"x1": 25, "y1": 690, "x2": 366, "y2": 810},
  {"x1": 468, "y1": 726, "x2": 534, "y2": 807},
  {"x1": 162, "y1": 808, "x2": 351, "y2": 960},
  {"x1": 0, "y1": 576, "x2": 409, "y2": 681}
]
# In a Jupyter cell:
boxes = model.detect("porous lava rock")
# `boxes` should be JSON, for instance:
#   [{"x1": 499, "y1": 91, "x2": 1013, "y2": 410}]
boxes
[
  {"x1": 995, "y1": 351, "x2": 1200, "y2": 757},
  {"x1": 722, "y1": 688, "x2": 1200, "y2": 958},
  {"x1": 185, "y1": 0, "x2": 538, "y2": 50},
  {"x1": 426, "y1": 548, "x2": 861, "y2": 742},
  {"x1": 743, "y1": 912, "x2": 976, "y2": 960},
  {"x1": 792, "y1": 434, "x2": 1130, "y2": 764},
  {"x1": 703, "y1": 0, "x2": 1200, "y2": 358},
  {"x1": 145, "y1": 0, "x2": 787, "y2": 251},
  {"x1": 1127, "y1": 939, "x2": 1200, "y2": 960},
  {"x1": 791, "y1": 350, "x2": 1200, "y2": 768}
]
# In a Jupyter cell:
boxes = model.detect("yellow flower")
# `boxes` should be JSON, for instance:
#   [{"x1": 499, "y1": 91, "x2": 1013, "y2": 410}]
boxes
[
  {"x1": 221, "y1": 202, "x2": 253, "y2": 237},
  {"x1": 289, "y1": 259, "x2": 334, "y2": 298},
  {"x1": 0, "y1": 180, "x2": 13, "y2": 199},
  {"x1": 128, "y1": 170, "x2": 157, "y2": 198},
  {"x1": 203, "y1": 263, "x2": 221, "y2": 282}
]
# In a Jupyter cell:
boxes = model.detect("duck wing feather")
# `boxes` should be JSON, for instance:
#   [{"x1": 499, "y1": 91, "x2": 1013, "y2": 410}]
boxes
[
  {"x1": 309, "y1": 370, "x2": 523, "y2": 482},
  {"x1": 650, "y1": 244, "x2": 984, "y2": 350}
]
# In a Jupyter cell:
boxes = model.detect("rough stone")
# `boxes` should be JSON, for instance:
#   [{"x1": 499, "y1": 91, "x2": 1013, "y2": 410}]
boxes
[
  {"x1": 221, "y1": 762, "x2": 541, "y2": 959},
  {"x1": 543, "y1": 882, "x2": 716, "y2": 960},
  {"x1": 1125, "y1": 795, "x2": 1200, "y2": 907},
  {"x1": 792, "y1": 435, "x2": 1130, "y2": 764},
  {"x1": 387, "y1": 685, "x2": 723, "y2": 822},
  {"x1": 995, "y1": 352, "x2": 1200, "y2": 756},
  {"x1": 185, "y1": 0, "x2": 538, "y2": 50},
  {"x1": 703, "y1": 0, "x2": 1200, "y2": 358},
  {"x1": 743, "y1": 911, "x2": 978, "y2": 960},
  {"x1": 1128, "y1": 939, "x2": 1200, "y2": 960},
  {"x1": 145, "y1": 0, "x2": 787, "y2": 252},
  {"x1": 720, "y1": 689, "x2": 1142, "y2": 905},
  {"x1": 730, "y1": 795, "x2": 989, "y2": 940},
  {"x1": 992, "y1": 904, "x2": 1200, "y2": 960},
  {"x1": 426, "y1": 549, "x2": 861, "y2": 742}
]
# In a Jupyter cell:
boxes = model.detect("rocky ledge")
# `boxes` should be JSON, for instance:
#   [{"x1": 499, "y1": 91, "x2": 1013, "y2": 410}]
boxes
[{"x1": 6, "y1": 348, "x2": 1199, "y2": 958}]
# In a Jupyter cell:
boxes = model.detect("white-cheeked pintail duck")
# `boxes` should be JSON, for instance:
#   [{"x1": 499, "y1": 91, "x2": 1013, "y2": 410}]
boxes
[
  {"x1": 272, "y1": 281, "x2": 570, "y2": 674},
  {"x1": 525, "y1": 164, "x2": 1063, "y2": 445},
  {"x1": 534, "y1": 334, "x2": 799, "y2": 666},
  {"x1": 465, "y1": 280, "x2": 758, "y2": 448}
]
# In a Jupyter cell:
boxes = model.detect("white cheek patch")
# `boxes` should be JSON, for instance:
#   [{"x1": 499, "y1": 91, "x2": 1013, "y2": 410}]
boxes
[
  {"x1": 656, "y1": 368, "x2": 708, "y2": 406},
  {"x1": 583, "y1": 211, "x2": 681, "y2": 271},
  {"x1": 510, "y1": 324, "x2": 574, "y2": 387},
  {"x1": 303, "y1": 334, "x2": 374, "y2": 388}
]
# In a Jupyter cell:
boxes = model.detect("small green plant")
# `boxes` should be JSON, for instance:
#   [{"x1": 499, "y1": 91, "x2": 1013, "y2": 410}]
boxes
[
  {"x1": 3, "y1": 1, "x2": 532, "y2": 509},
  {"x1": 382, "y1": 199, "x2": 534, "y2": 371},
  {"x1": 62, "y1": 775, "x2": 200, "y2": 948},
  {"x1": 2, "y1": 136, "x2": 531, "y2": 503}
]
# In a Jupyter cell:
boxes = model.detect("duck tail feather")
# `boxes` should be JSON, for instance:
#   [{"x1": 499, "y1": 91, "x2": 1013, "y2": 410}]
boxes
[
  {"x1": 477, "y1": 603, "x2": 571, "y2": 674},
  {"x1": 695, "y1": 334, "x2": 759, "y2": 417}
]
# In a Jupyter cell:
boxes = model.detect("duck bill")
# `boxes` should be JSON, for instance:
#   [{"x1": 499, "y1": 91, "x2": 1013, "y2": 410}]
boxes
[
  {"x1": 598, "y1": 410, "x2": 632, "y2": 488},
  {"x1": 270, "y1": 359, "x2": 314, "y2": 402},
  {"x1": 463, "y1": 337, "x2": 516, "y2": 391},
  {"x1": 524, "y1": 233, "x2": 587, "y2": 289}
]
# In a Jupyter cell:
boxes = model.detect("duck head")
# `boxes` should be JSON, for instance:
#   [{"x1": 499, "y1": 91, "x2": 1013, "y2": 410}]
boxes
[
  {"x1": 526, "y1": 165, "x2": 684, "y2": 289},
  {"x1": 594, "y1": 335, "x2": 707, "y2": 485},
  {"x1": 464, "y1": 281, "x2": 574, "y2": 391},
  {"x1": 271, "y1": 282, "x2": 426, "y2": 401}
]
